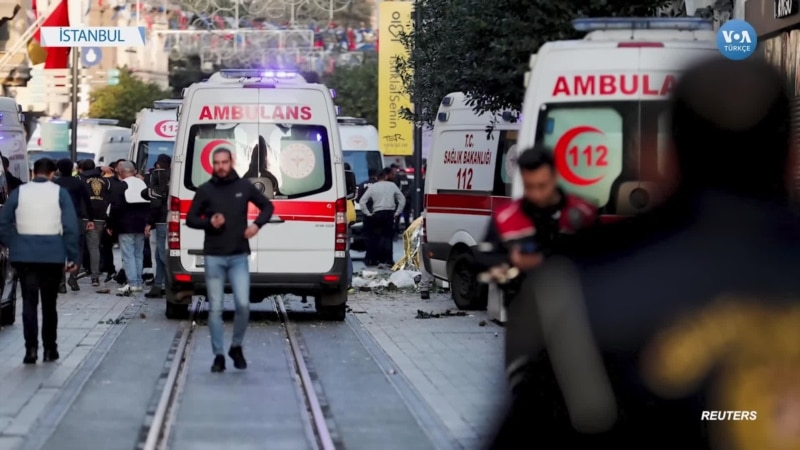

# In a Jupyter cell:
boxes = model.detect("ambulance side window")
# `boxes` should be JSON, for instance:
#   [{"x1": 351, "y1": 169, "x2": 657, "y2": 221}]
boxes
[{"x1": 493, "y1": 130, "x2": 518, "y2": 196}]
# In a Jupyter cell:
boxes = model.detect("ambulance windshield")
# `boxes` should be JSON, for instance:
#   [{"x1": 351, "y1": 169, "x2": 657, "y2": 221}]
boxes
[
  {"x1": 535, "y1": 100, "x2": 670, "y2": 212},
  {"x1": 184, "y1": 123, "x2": 332, "y2": 199},
  {"x1": 136, "y1": 141, "x2": 174, "y2": 172}
]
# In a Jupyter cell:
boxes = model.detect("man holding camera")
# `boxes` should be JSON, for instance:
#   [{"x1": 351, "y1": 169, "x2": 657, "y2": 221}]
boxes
[{"x1": 0, "y1": 158, "x2": 81, "y2": 364}]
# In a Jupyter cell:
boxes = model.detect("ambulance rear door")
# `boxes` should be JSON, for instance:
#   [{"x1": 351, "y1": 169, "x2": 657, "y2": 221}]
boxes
[
  {"x1": 254, "y1": 86, "x2": 340, "y2": 275},
  {"x1": 179, "y1": 87, "x2": 262, "y2": 274}
]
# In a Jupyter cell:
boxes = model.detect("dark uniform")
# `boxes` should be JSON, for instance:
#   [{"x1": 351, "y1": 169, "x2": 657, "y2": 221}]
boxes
[
  {"x1": 391, "y1": 164, "x2": 411, "y2": 231},
  {"x1": 478, "y1": 189, "x2": 597, "y2": 302},
  {"x1": 489, "y1": 57, "x2": 800, "y2": 450}
]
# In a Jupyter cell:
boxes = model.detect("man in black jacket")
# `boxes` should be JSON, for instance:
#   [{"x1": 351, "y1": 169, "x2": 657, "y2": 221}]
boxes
[
  {"x1": 78, "y1": 159, "x2": 111, "y2": 287},
  {"x1": 106, "y1": 161, "x2": 150, "y2": 295},
  {"x1": 186, "y1": 147, "x2": 274, "y2": 373},
  {"x1": 54, "y1": 158, "x2": 93, "y2": 292},
  {"x1": 144, "y1": 154, "x2": 171, "y2": 298}
]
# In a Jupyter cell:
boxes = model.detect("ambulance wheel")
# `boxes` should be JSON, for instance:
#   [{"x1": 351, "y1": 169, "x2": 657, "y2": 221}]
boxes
[
  {"x1": 448, "y1": 253, "x2": 488, "y2": 310},
  {"x1": 316, "y1": 291, "x2": 347, "y2": 321}
]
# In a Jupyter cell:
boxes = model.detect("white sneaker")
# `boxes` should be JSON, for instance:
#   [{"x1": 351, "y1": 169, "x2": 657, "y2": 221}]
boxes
[{"x1": 116, "y1": 284, "x2": 143, "y2": 294}]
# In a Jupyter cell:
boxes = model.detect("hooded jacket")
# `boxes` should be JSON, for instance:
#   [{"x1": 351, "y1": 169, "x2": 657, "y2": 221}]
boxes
[
  {"x1": 186, "y1": 171, "x2": 274, "y2": 256},
  {"x1": 79, "y1": 168, "x2": 112, "y2": 221}
]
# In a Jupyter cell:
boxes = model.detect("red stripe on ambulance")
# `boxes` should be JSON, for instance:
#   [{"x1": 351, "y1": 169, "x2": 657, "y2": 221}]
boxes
[
  {"x1": 425, "y1": 193, "x2": 512, "y2": 216},
  {"x1": 177, "y1": 199, "x2": 335, "y2": 222}
]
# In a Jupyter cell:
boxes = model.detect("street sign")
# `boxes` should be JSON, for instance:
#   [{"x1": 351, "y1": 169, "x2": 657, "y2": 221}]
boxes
[
  {"x1": 81, "y1": 47, "x2": 102, "y2": 67},
  {"x1": 107, "y1": 68, "x2": 120, "y2": 85}
]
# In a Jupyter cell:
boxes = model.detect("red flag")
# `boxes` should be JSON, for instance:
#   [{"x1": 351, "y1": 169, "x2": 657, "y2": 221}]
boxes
[{"x1": 29, "y1": 0, "x2": 71, "y2": 69}]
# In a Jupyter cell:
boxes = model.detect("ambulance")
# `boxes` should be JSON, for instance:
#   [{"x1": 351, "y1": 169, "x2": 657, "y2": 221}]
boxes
[
  {"x1": 165, "y1": 69, "x2": 354, "y2": 320},
  {"x1": 26, "y1": 118, "x2": 131, "y2": 166},
  {"x1": 338, "y1": 116, "x2": 382, "y2": 251},
  {"x1": 0, "y1": 98, "x2": 30, "y2": 182},
  {"x1": 422, "y1": 92, "x2": 520, "y2": 310},
  {"x1": 484, "y1": 17, "x2": 717, "y2": 320},
  {"x1": 130, "y1": 99, "x2": 181, "y2": 171}
]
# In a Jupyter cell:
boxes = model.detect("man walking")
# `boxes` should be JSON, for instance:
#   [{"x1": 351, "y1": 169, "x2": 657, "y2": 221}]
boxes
[
  {"x1": 78, "y1": 160, "x2": 112, "y2": 287},
  {"x1": 186, "y1": 148, "x2": 274, "y2": 373},
  {"x1": 0, "y1": 158, "x2": 80, "y2": 364},
  {"x1": 358, "y1": 168, "x2": 405, "y2": 267},
  {"x1": 144, "y1": 155, "x2": 171, "y2": 298},
  {"x1": 106, "y1": 161, "x2": 150, "y2": 295},
  {"x1": 54, "y1": 159, "x2": 93, "y2": 292}
]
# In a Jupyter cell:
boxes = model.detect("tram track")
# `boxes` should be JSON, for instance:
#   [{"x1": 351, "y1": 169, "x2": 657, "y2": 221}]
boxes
[{"x1": 138, "y1": 296, "x2": 339, "y2": 450}]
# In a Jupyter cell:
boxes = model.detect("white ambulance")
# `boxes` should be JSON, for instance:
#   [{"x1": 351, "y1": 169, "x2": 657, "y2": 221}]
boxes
[
  {"x1": 485, "y1": 17, "x2": 717, "y2": 320},
  {"x1": 166, "y1": 69, "x2": 353, "y2": 320},
  {"x1": 130, "y1": 99, "x2": 181, "y2": 171},
  {"x1": 27, "y1": 118, "x2": 131, "y2": 166},
  {"x1": 0, "y1": 98, "x2": 30, "y2": 182},
  {"x1": 338, "y1": 116, "x2": 383, "y2": 251},
  {"x1": 422, "y1": 92, "x2": 520, "y2": 310}
]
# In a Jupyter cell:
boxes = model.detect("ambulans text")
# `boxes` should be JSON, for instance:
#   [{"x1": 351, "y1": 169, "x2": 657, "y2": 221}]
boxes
[
  {"x1": 197, "y1": 105, "x2": 313, "y2": 121},
  {"x1": 552, "y1": 74, "x2": 676, "y2": 97}
]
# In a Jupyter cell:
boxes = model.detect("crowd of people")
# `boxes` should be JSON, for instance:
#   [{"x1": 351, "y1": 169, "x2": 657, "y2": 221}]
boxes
[{"x1": 0, "y1": 154, "x2": 171, "y2": 363}]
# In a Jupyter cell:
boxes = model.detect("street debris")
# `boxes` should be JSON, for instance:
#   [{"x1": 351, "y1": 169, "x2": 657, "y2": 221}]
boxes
[
  {"x1": 415, "y1": 309, "x2": 467, "y2": 319},
  {"x1": 479, "y1": 320, "x2": 487, "y2": 326}
]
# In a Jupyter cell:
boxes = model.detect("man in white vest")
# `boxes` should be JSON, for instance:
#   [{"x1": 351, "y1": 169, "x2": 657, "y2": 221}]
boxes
[
  {"x1": 0, "y1": 158, "x2": 80, "y2": 364},
  {"x1": 106, "y1": 161, "x2": 150, "y2": 295}
]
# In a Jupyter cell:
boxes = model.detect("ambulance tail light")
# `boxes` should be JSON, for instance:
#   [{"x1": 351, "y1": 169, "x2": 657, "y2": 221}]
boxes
[
  {"x1": 168, "y1": 196, "x2": 181, "y2": 250},
  {"x1": 335, "y1": 198, "x2": 347, "y2": 254},
  {"x1": 618, "y1": 42, "x2": 664, "y2": 48}
]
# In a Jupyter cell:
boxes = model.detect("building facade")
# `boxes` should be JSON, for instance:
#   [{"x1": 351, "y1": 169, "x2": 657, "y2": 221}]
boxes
[{"x1": 746, "y1": 0, "x2": 800, "y2": 194}]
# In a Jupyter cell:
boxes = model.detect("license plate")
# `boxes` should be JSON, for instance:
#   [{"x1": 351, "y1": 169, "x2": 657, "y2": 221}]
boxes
[{"x1": 195, "y1": 256, "x2": 204, "y2": 267}]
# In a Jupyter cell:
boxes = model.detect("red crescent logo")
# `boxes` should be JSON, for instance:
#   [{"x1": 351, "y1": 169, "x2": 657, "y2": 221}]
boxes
[
  {"x1": 154, "y1": 120, "x2": 178, "y2": 138},
  {"x1": 199, "y1": 139, "x2": 232, "y2": 174},
  {"x1": 553, "y1": 125, "x2": 604, "y2": 186}
]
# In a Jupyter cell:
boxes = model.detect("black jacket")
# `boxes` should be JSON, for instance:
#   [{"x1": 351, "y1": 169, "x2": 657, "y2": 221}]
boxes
[
  {"x1": 54, "y1": 174, "x2": 93, "y2": 221},
  {"x1": 6, "y1": 174, "x2": 22, "y2": 192},
  {"x1": 79, "y1": 168, "x2": 112, "y2": 221},
  {"x1": 107, "y1": 176, "x2": 150, "y2": 234},
  {"x1": 185, "y1": 172, "x2": 274, "y2": 256},
  {"x1": 394, "y1": 172, "x2": 411, "y2": 197},
  {"x1": 143, "y1": 168, "x2": 170, "y2": 225}
]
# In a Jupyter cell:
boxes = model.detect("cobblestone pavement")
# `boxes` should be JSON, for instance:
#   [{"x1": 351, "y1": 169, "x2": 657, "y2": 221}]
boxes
[
  {"x1": 0, "y1": 276, "x2": 137, "y2": 450},
  {"x1": 347, "y1": 286, "x2": 507, "y2": 450}
]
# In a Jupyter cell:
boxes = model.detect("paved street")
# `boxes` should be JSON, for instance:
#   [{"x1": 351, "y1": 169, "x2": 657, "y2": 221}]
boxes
[{"x1": 0, "y1": 242, "x2": 508, "y2": 450}]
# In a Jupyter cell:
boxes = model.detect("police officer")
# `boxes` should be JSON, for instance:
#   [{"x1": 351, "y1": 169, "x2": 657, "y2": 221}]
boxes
[
  {"x1": 477, "y1": 147, "x2": 596, "y2": 301},
  {"x1": 0, "y1": 158, "x2": 80, "y2": 364},
  {"x1": 490, "y1": 57, "x2": 800, "y2": 449},
  {"x1": 390, "y1": 163, "x2": 411, "y2": 232}
]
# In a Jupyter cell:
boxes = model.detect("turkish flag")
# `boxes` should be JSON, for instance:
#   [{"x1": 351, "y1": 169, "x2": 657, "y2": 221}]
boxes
[{"x1": 29, "y1": 0, "x2": 71, "y2": 69}]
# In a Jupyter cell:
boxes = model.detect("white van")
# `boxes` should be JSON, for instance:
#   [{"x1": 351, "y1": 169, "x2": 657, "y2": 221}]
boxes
[
  {"x1": 338, "y1": 116, "x2": 383, "y2": 251},
  {"x1": 26, "y1": 118, "x2": 131, "y2": 167},
  {"x1": 78, "y1": 119, "x2": 132, "y2": 166},
  {"x1": 421, "y1": 92, "x2": 519, "y2": 310},
  {"x1": 0, "y1": 98, "x2": 30, "y2": 182},
  {"x1": 166, "y1": 69, "x2": 352, "y2": 320},
  {"x1": 130, "y1": 99, "x2": 181, "y2": 171}
]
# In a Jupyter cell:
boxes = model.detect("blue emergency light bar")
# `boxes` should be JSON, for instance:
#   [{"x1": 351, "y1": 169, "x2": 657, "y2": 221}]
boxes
[
  {"x1": 218, "y1": 69, "x2": 300, "y2": 79},
  {"x1": 572, "y1": 17, "x2": 713, "y2": 32}
]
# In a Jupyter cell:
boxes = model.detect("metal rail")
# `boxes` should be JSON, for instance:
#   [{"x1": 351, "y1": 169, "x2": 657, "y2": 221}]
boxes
[
  {"x1": 275, "y1": 297, "x2": 336, "y2": 450},
  {"x1": 142, "y1": 299, "x2": 200, "y2": 450}
]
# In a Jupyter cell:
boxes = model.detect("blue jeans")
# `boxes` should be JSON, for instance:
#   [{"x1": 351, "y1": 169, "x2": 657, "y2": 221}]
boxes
[
  {"x1": 119, "y1": 233, "x2": 145, "y2": 287},
  {"x1": 154, "y1": 224, "x2": 167, "y2": 288},
  {"x1": 205, "y1": 254, "x2": 250, "y2": 356}
]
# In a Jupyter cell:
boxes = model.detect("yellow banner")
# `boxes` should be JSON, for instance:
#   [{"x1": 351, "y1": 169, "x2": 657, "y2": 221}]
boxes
[{"x1": 378, "y1": 1, "x2": 414, "y2": 156}]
